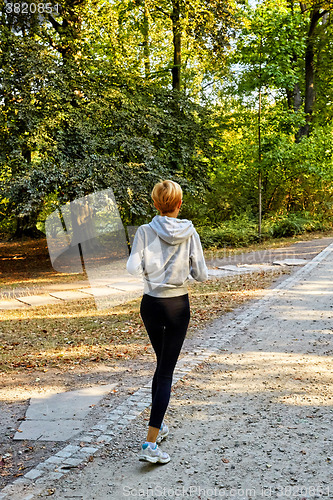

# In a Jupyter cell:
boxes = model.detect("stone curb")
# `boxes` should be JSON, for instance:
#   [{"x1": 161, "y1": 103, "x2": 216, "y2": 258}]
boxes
[{"x1": 1, "y1": 242, "x2": 333, "y2": 498}]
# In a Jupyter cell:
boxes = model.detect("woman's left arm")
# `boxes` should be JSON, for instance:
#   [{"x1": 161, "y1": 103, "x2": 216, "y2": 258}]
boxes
[
  {"x1": 126, "y1": 227, "x2": 144, "y2": 277},
  {"x1": 189, "y1": 230, "x2": 208, "y2": 282}
]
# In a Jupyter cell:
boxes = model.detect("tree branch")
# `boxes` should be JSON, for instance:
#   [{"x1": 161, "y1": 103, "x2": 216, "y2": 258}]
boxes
[
  {"x1": 308, "y1": 8, "x2": 321, "y2": 37},
  {"x1": 42, "y1": 27, "x2": 60, "y2": 51},
  {"x1": 318, "y1": 9, "x2": 329, "y2": 19},
  {"x1": 299, "y1": 2, "x2": 307, "y2": 14},
  {"x1": 202, "y1": 81, "x2": 215, "y2": 90},
  {"x1": 300, "y1": 1, "x2": 331, "y2": 15},
  {"x1": 153, "y1": 4, "x2": 171, "y2": 18},
  {"x1": 47, "y1": 14, "x2": 62, "y2": 32}
]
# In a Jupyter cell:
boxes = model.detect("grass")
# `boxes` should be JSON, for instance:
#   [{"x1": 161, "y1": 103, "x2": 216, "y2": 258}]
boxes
[{"x1": 0, "y1": 268, "x2": 289, "y2": 374}]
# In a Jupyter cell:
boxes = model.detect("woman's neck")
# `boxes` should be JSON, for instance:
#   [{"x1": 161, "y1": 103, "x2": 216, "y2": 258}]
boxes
[{"x1": 160, "y1": 212, "x2": 178, "y2": 218}]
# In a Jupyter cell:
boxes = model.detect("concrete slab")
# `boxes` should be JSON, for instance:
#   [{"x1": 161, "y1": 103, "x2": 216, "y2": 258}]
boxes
[
  {"x1": 49, "y1": 290, "x2": 91, "y2": 301},
  {"x1": 107, "y1": 282, "x2": 144, "y2": 292},
  {"x1": 211, "y1": 264, "x2": 278, "y2": 279},
  {"x1": 46, "y1": 281, "x2": 90, "y2": 291},
  {"x1": 78, "y1": 287, "x2": 122, "y2": 297},
  {"x1": 107, "y1": 278, "x2": 142, "y2": 285},
  {"x1": 25, "y1": 385, "x2": 117, "y2": 420},
  {"x1": 217, "y1": 265, "x2": 259, "y2": 274},
  {"x1": 273, "y1": 258, "x2": 309, "y2": 266},
  {"x1": 14, "y1": 419, "x2": 84, "y2": 442},
  {"x1": 0, "y1": 299, "x2": 30, "y2": 310},
  {"x1": 218, "y1": 262, "x2": 306, "y2": 273},
  {"x1": 15, "y1": 295, "x2": 62, "y2": 306},
  {"x1": 208, "y1": 269, "x2": 236, "y2": 277},
  {"x1": 241, "y1": 264, "x2": 277, "y2": 270},
  {"x1": 13, "y1": 384, "x2": 116, "y2": 442},
  {"x1": 217, "y1": 265, "x2": 241, "y2": 272}
]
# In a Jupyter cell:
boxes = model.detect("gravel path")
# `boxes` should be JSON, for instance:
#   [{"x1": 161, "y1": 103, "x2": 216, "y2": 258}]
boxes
[{"x1": 42, "y1": 242, "x2": 333, "y2": 500}]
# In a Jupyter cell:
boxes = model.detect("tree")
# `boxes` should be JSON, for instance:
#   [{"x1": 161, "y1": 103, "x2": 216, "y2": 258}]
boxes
[
  {"x1": 235, "y1": 0, "x2": 333, "y2": 138},
  {"x1": 296, "y1": 1, "x2": 333, "y2": 138},
  {"x1": 203, "y1": 0, "x2": 333, "y2": 225}
]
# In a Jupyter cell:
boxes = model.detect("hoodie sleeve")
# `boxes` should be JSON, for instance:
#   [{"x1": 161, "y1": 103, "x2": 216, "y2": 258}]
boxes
[
  {"x1": 189, "y1": 229, "x2": 208, "y2": 282},
  {"x1": 126, "y1": 227, "x2": 144, "y2": 277}
]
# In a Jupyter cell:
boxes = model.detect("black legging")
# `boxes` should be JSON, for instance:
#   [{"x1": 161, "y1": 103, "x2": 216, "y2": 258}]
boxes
[{"x1": 140, "y1": 293, "x2": 191, "y2": 429}]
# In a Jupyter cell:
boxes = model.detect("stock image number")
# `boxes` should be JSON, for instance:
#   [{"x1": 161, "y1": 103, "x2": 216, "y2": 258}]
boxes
[{"x1": 5, "y1": 2, "x2": 60, "y2": 15}]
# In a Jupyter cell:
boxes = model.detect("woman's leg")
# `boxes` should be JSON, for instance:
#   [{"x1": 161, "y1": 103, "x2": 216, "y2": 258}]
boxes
[
  {"x1": 140, "y1": 294, "x2": 165, "y2": 402},
  {"x1": 140, "y1": 294, "x2": 165, "y2": 442},
  {"x1": 140, "y1": 293, "x2": 190, "y2": 435}
]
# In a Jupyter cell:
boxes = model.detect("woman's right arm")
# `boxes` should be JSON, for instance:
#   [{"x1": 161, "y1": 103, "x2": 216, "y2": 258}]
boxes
[
  {"x1": 189, "y1": 230, "x2": 208, "y2": 282},
  {"x1": 126, "y1": 227, "x2": 144, "y2": 277}
]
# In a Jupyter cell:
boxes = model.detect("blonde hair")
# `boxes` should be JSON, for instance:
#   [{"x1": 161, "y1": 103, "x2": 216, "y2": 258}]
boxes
[{"x1": 151, "y1": 180, "x2": 182, "y2": 215}]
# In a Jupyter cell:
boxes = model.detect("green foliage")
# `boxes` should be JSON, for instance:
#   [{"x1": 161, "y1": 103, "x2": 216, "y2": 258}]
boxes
[
  {"x1": 196, "y1": 212, "x2": 332, "y2": 250},
  {"x1": 197, "y1": 213, "x2": 260, "y2": 249},
  {"x1": 234, "y1": 1, "x2": 307, "y2": 95},
  {"x1": 0, "y1": 74, "x2": 214, "y2": 230},
  {"x1": 1, "y1": 0, "x2": 333, "y2": 240},
  {"x1": 264, "y1": 212, "x2": 332, "y2": 238}
]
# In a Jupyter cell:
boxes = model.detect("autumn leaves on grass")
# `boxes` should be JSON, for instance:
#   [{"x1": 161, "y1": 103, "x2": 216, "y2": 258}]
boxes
[{"x1": 0, "y1": 270, "x2": 287, "y2": 373}]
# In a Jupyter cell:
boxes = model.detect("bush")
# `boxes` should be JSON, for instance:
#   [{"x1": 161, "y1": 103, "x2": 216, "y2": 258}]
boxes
[
  {"x1": 197, "y1": 213, "x2": 262, "y2": 248},
  {"x1": 197, "y1": 212, "x2": 333, "y2": 249},
  {"x1": 0, "y1": 214, "x2": 16, "y2": 238},
  {"x1": 264, "y1": 213, "x2": 332, "y2": 238}
]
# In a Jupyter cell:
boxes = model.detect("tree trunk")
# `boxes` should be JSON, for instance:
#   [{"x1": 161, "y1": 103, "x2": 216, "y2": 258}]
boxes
[
  {"x1": 286, "y1": 82, "x2": 302, "y2": 112},
  {"x1": 293, "y1": 83, "x2": 302, "y2": 111},
  {"x1": 297, "y1": 8, "x2": 321, "y2": 140},
  {"x1": 171, "y1": 0, "x2": 181, "y2": 91},
  {"x1": 286, "y1": 1, "x2": 302, "y2": 140},
  {"x1": 142, "y1": 0, "x2": 150, "y2": 78},
  {"x1": 13, "y1": 215, "x2": 44, "y2": 239}
]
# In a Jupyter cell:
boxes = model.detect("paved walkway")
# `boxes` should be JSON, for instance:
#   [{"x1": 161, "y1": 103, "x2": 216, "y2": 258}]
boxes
[
  {"x1": 205, "y1": 236, "x2": 333, "y2": 267},
  {"x1": 1, "y1": 240, "x2": 333, "y2": 499},
  {"x1": 13, "y1": 385, "x2": 117, "y2": 442},
  {"x1": 0, "y1": 278, "x2": 145, "y2": 310}
]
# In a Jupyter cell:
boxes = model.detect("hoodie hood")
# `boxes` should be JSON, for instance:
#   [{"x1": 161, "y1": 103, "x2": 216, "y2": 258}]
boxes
[{"x1": 149, "y1": 215, "x2": 194, "y2": 245}]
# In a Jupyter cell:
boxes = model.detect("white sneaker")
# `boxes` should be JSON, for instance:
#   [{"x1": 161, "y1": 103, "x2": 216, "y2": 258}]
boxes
[
  {"x1": 138, "y1": 442, "x2": 170, "y2": 464},
  {"x1": 156, "y1": 422, "x2": 169, "y2": 444}
]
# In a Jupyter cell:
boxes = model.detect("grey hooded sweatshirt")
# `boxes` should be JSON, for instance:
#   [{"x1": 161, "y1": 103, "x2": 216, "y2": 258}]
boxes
[{"x1": 126, "y1": 215, "x2": 208, "y2": 297}]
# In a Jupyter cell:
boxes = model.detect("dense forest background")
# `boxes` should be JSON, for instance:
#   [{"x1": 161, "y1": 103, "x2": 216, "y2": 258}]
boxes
[{"x1": 1, "y1": 0, "x2": 333, "y2": 246}]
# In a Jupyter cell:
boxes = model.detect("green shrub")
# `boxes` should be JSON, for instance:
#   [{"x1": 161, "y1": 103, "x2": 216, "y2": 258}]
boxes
[
  {"x1": 264, "y1": 212, "x2": 332, "y2": 238},
  {"x1": 197, "y1": 212, "x2": 332, "y2": 249},
  {"x1": 0, "y1": 215, "x2": 16, "y2": 238},
  {"x1": 197, "y1": 213, "x2": 262, "y2": 248}
]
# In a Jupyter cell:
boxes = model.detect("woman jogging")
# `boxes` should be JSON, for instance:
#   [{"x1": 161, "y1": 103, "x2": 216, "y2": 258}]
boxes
[{"x1": 126, "y1": 180, "x2": 208, "y2": 464}]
